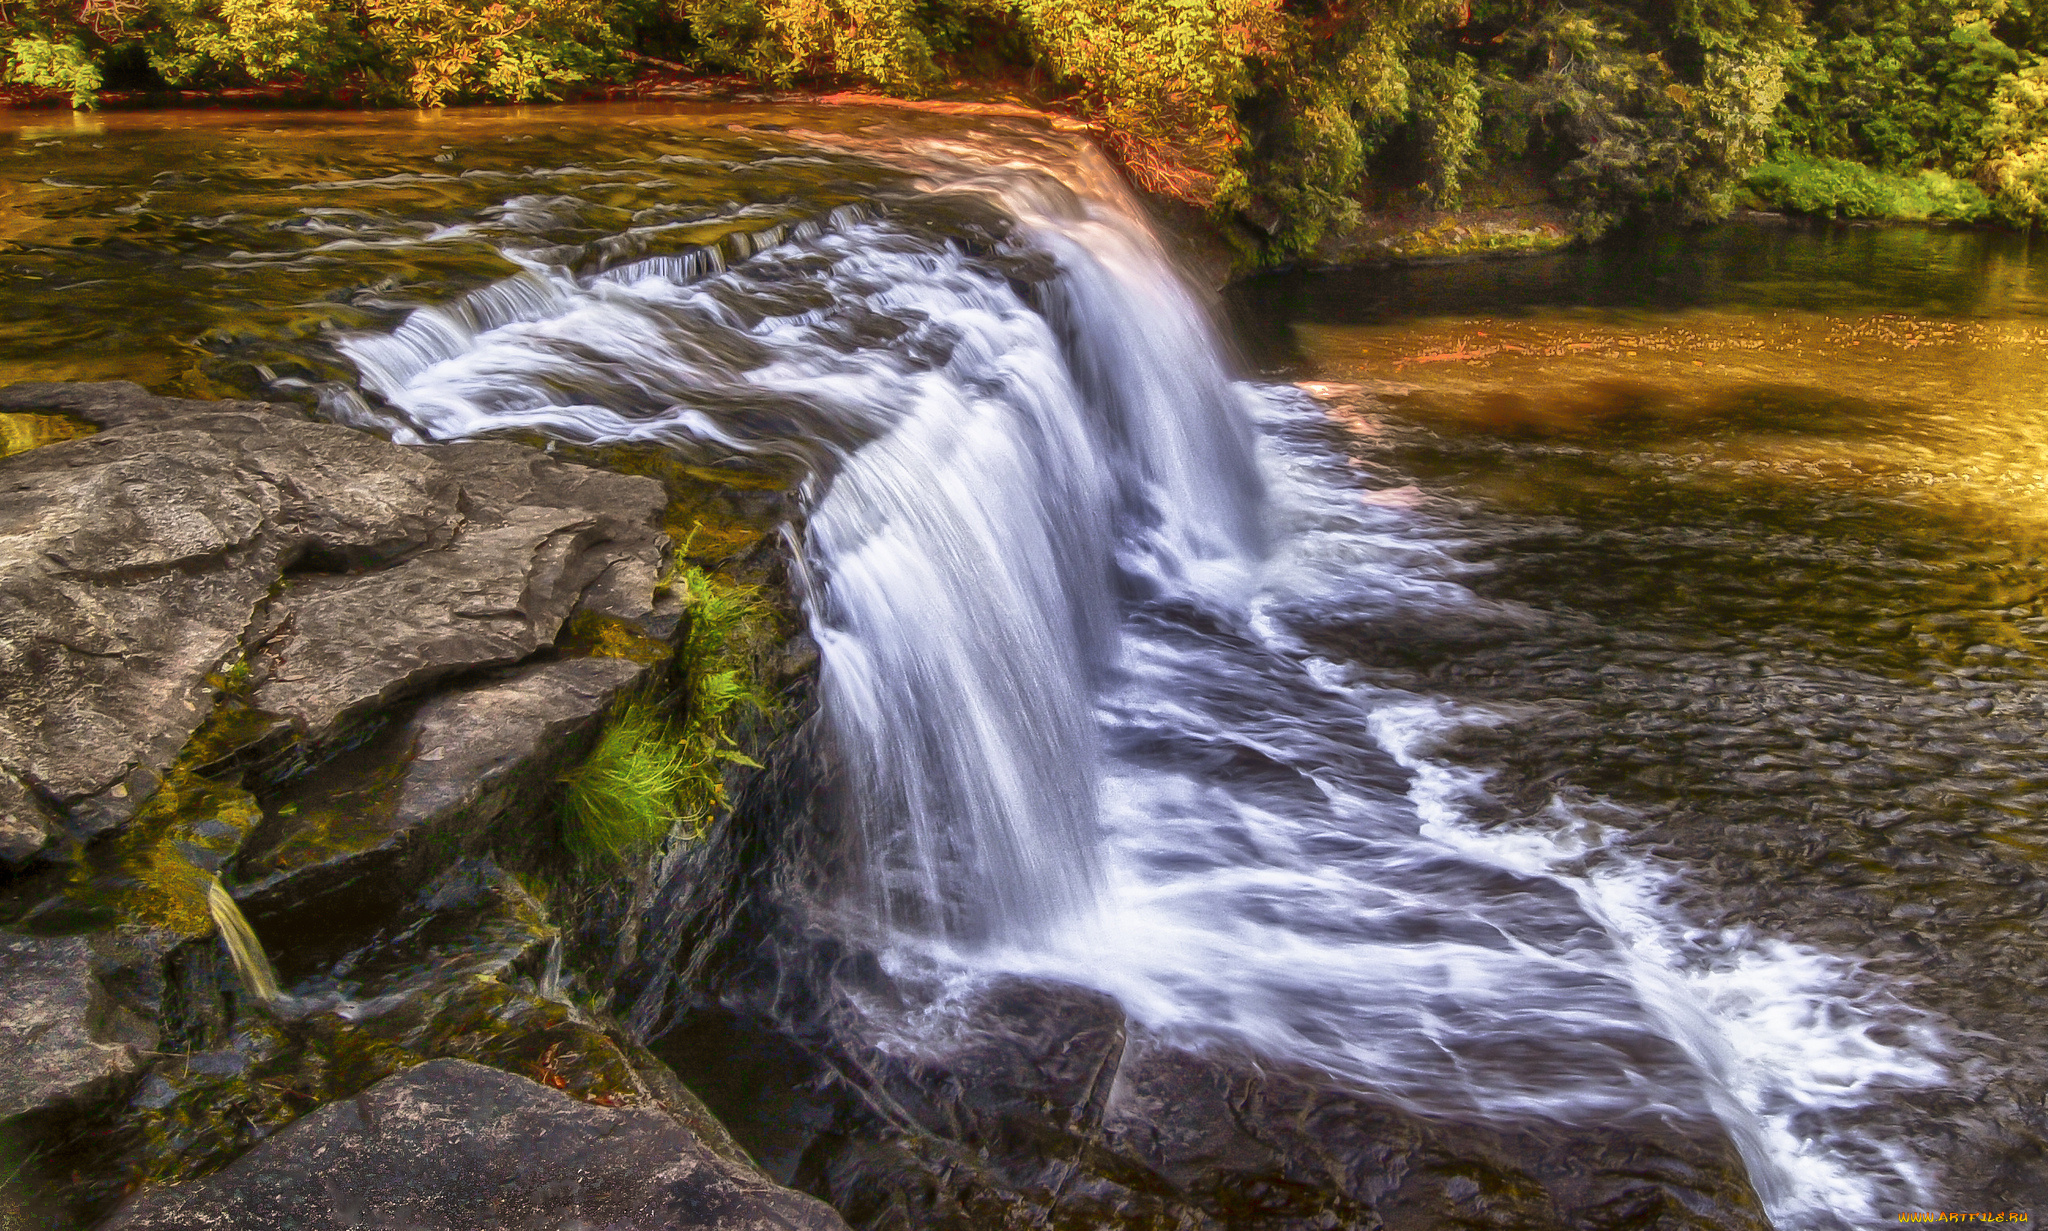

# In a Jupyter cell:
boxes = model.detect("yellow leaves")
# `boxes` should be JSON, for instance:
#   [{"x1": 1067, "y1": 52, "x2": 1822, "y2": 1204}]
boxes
[
  {"x1": 1011, "y1": 0, "x2": 1289, "y2": 201},
  {"x1": 360, "y1": 0, "x2": 610, "y2": 105},
  {"x1": 1978, "y1": 53, "x2": 2048, "y2": 224}
]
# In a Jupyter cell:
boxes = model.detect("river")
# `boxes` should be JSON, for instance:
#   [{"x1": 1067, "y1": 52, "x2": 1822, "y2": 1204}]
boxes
[{"x1": 3, "y1": 104, "x2": 2043, "y2": 1228}]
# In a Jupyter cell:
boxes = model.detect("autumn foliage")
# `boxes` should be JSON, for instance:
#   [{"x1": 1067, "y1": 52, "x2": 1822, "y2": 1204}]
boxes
[{"x1": 5, "y1": 0, "x2": 2046, "y2": 254}]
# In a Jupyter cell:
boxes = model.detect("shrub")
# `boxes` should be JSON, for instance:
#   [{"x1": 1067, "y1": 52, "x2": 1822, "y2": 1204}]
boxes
[
  {"x1": 672, "y1": 0, "x2": 947, "y2": 88},
  {"x1": 1979, "y1": 53, "x2": 2048, "y2": 224},
  {"x1": 1, "y1": 2, "x2": 108, "y2": 108},
  {"x1": 363, "y1": 0, "x2": 618, "y2": 105},
  {"x1": 1745, "y1": 151, "x2": 1991, "y2": 219}
]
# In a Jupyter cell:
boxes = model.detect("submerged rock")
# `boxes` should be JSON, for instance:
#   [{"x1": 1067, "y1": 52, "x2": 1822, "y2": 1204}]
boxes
[
  {"x1": 99, "y1": 1058, "x2": 850, "y2": 1231},
  {"x1": 680, "y1": 967, "x2": 1772, "y2": 1231}
]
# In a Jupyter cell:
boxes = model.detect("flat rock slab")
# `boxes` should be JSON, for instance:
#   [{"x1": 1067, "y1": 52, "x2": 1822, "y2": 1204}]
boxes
[
  {"x1": 249, "y1": 442, "x2": 668, "y2": 747},
  {"x1": 0, "y1": 382, "x2": 667, "y2": 855},
  {"x1": 0, "y1": 933, "x2": 143, "y2": 1125},
  {"x1": 100, "y1": 1058, "x2": 851, "y2": 1231}
]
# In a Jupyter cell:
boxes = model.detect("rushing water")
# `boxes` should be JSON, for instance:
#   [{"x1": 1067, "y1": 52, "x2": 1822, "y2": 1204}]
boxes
[{"x1": 6, "y1": 106, "x2": 2045, "y2": 1227}]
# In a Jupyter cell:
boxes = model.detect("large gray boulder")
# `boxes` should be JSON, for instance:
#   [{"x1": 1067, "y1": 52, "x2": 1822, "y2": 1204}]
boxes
[
  {"x1": 247, "y1": 441, "x2": 668, "y2": 749},
  {"x1": 0, "y1": 382, "x2": 668, "y2": 858},
  {"x1": 99, "y1": 1058, "x2": 851, "y2": 1231}
]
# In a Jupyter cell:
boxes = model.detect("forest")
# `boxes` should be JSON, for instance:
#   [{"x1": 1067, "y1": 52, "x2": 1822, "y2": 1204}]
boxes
[{"x1": 3, "y1": 0, "x2": 2045, "y2": 261}]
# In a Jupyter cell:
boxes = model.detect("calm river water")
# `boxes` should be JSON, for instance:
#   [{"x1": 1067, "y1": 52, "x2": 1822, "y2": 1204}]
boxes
[{"x1": 3, "y1": 104, "x2": 2044, "y2": 1226}]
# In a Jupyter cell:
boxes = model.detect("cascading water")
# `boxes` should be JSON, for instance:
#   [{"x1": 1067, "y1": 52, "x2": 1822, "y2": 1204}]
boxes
[{"x1": 334, "y1": 133, "x2": 1947, "y2": 1229}]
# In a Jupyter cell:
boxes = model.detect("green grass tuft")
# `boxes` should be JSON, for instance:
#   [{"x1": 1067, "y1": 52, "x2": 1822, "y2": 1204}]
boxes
[
  {"x1": 1743, "y1": 154, "x2": 1991, "y2": 223},
  {"x1": 559, "y1": 701, "x2": 693, "y2": 864},
  {"x1": 559, "y1": 564, "x2": 779, "y2": 864}
]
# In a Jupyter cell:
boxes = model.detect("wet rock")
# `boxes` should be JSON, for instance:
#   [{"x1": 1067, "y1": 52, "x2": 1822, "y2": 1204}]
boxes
[
  {"x1": 99, "y1": 1058, "x2": 851, "y2": 1231},
  {"x1": 0, "y1": 382, "x2": 668, "y2": 842},
  {"x1": 248, "y1": 442, "x2": 668, "y2": 748},
  {"x1": 0, "y1": 768, "x2": 58, "y2": 868},
  {"x1": 1098, "y1": 1032, "x2": 1769, "y2": 1231},
  {"x1": 663, "y1": 931, "x2": 1772, "y2": 1231},
  {"x1": 866, "y1": 977, "x2": 1126, "y2": 1147},
  {"x1": 0, "y1": 380, "x2": 290, "y2": 431},
  {"x1": 810, "y1": 1004, "x2": 1770, "y2": 1229},
  {"x1": 234, "y1": 655, "x2": 654, "y2": 931},
  {"x1": 0, "y1": 933, "x2": 146, "y2": 1125},
  {"x1": 0, "y1": 425, "x2": 298, "y2": 836}
]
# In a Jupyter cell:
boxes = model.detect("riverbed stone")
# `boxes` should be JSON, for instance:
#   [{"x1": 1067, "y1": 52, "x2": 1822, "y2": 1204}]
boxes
[
  {"x1": 0, "y1": 933, "x2": 146, "y2": 1125},
  {"x1": 232, "y1": 654, "x2": 654, "y2": 932},
  {"x1": 98, "y1": 1058, "x2": 851, "y2": 1231}
]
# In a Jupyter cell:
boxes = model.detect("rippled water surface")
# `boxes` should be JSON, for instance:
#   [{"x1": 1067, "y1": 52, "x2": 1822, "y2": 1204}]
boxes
[
  {"x1": 0, "y1": 104, "x2": 913, "y2": 391},
  {"x1": 1231, "y1": 225, "x2": 2048, "y2": 1219}
]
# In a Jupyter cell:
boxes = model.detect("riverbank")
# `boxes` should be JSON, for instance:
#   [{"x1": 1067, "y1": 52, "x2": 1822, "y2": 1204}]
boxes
[{"x1": 5, "y1": 73, "x2": 2017, "y2": 286}]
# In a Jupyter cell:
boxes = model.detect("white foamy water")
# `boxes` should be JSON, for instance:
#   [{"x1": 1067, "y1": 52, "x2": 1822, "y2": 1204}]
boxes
[{"x1": 331, "y1": 133, "x2": 1946, "y2": 1228}]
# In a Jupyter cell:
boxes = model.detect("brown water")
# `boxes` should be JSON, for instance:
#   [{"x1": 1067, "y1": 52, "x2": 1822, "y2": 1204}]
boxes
[
  {"x1": 0, "y1": 103, "x2": 914, "y2": 395},
  {"x1": 1231, "y1": 225, "x2": 2048, "y2": 1219}
]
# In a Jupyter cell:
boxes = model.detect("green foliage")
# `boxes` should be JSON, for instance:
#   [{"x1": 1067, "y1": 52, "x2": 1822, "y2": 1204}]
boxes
[
  {"x1": 1744, "y1": 151, "x2": 1991, "y2": 219},
  {"x1": 3, "y1": 0, "x2": 623, "y2": 104},
  {"x1": 1775, "y1": 0, "x2": 2022, "y2": 171},
  {"x1": 1015, "y1": 0, "x2": 1285, "y2": 202},
  {"x1": 1979, "y1": 52, "x2": 2048, "y2": 222},
  {"x1": 560, "y1": 699, "x2": 694, "y2": 863},
  {"x1": 8, "y1": 0, "x2": 2044, "y2": 236},
  {"x1": 671, "y1": 0, "x2": 947, "y2": 88},
  {"x1": 1467, "y1": 0, "x2": 1802, "y2": 230},
  {"x1": 559, "y1": 565, "x2": 774, "y2": 863},
  {"x1": 1766, "y1": 0, "x2": 2048, "y2": 224},
  {"x1": 1407, "y1": 50, "x2": 1480, "y2": 206},
  {"x1": 1227, "y1": 0, "x2": 1457, "y2": 256},
  {"x1": 1, "y1": 2, "x2": 107, "y2": 109},
  {"x1": 364, "y1": 0, "x2": 618, "y2": 105}
]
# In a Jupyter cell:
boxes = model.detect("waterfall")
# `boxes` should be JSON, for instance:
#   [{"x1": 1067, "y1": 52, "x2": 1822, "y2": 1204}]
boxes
[
  {"x1": 337, "y1": 169, "x2": 1263, "y2": 947},
  {"x1": 207, "y1": 876, "x2": 282, "y2": 1005},
  {"x1": 334, "y1": 136, "x2": 1941, "y2": 1229}
]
